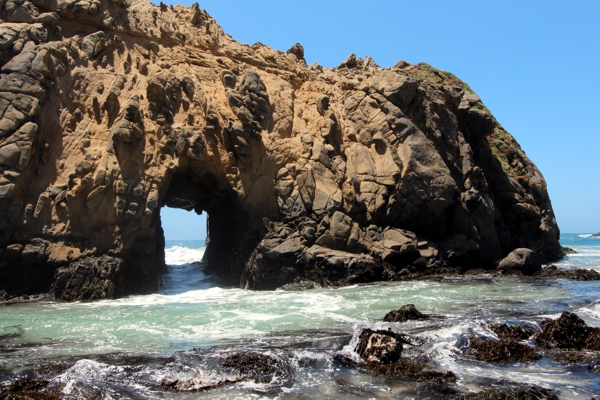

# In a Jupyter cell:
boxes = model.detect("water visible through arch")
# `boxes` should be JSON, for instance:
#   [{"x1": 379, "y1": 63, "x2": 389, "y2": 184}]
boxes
[{"x1": 159, "y1": 207, "x2": 213, "y2": 294}]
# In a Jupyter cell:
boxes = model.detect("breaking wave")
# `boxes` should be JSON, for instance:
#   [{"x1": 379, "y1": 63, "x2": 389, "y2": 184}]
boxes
[{"x1": 165, "y1": 244, "x2": 205, "y2": 265}]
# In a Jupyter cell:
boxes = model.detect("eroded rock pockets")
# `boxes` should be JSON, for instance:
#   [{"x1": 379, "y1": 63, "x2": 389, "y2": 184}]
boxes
[{"x1": 0, "y1": 0, "x2": 562, "y2": 299}]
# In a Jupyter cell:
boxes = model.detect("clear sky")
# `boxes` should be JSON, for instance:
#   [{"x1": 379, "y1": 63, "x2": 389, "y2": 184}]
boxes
[{"x1": 160, "y1": 0, "x2": 600, "y2": 240}]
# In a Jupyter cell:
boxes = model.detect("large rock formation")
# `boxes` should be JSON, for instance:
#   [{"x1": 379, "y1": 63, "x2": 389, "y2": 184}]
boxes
[{"x1": 0, "y1": 0, "x2": 562, "y2": 299}]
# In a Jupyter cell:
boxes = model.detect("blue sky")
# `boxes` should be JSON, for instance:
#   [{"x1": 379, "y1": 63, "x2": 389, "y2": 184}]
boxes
[{"x1": 161, "y1": 0, "x2": 600, "y2": 240}]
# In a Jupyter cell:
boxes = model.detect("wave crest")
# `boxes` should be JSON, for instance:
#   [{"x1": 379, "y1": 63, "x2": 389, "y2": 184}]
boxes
[{"x1": 165, "y1": 245, "x2": 205, "y2": 265}]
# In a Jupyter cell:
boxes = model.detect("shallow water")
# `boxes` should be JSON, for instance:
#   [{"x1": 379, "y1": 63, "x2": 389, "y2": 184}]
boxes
[{"x1": 1, "y1": 235, "x2": 600, "y2": 398}]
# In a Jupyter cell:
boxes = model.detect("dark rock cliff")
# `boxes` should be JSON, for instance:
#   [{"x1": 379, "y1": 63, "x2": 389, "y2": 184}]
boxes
[{"x1": 0, "y1": 0, "x2": 562, "y2": 299}]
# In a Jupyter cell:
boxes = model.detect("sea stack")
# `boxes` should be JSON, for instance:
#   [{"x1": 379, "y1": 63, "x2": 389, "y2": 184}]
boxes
[{"x1": 0, "y1": 0, "x2": 562, "y2": 299}]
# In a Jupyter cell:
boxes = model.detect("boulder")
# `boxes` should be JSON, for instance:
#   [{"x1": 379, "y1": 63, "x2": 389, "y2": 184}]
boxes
[{"x1": 497, "y1": 248, "x2": 541, "y2": 275}]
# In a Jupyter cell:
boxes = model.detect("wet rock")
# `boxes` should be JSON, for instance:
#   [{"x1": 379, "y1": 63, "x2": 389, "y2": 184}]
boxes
[
  {"x1": 0, "y1": 378, "x2": 60, "y2": 399},
  {"x1": 163, "y1": 377, "x2": 239, "y2": 393},
  {"x1": 489, "y1": 323, "x2": 535, "y2": 341},
  {"x1": 496, "y1": 248, "x2": 541, "y2": 275},
  {"x1": 383, "y1": 304, "x2": 430, "y2": 323},
  {"x1": 277, "y1": 280, "x2": 321, "y2": 291},
  {"x1": 534, "y1": 265, "x2": 600, "y2": 281},
  {"x1": 454, "y1": 385, "x2": 559, "y2": 400},
  {"x1": 562, "y1": 246, "x2": 577, "y2": 254},
  {"x1": 549, "y1": 350, "x2": 600, "y2": 365},
  {"x1": 468, "y1": 337, "x2": 540, "y2": 363},
  {"x1": 535, "y1": 311, "x2": 600, "y2": 350},
  {"x1": 336, "y1": 327, "x2": 455, "y2": 382},
  {"x1": 338, "y1": 352, "x2": 456, "y2": 383},
  {"x1": 355, "y1": 328, "x2": 408, "y2": 364},
  {"x1": 222, "y1": 351, "x2": 293, "y2": 388},
  {"x1": 50, "y1": 255, "x2": 125, "y2": 301},
  {"x1": 164, "y1": 351, "x2": 292, "y2": 393}
]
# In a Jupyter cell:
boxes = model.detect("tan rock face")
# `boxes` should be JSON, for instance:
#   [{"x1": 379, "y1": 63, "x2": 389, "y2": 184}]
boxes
[{"x1": 0, "y1": 0, "x2": 562, "y2": 298}]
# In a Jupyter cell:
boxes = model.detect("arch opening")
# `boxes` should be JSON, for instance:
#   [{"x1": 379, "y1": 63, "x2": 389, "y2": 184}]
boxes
[{"x1": 157, "y1": 171, "x2": 259, "y2": 287}]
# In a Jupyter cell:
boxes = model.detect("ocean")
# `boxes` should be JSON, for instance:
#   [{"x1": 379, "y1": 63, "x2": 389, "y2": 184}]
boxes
[{"x1": 1, "y1": 234, "x2": 599, "y2": 398}]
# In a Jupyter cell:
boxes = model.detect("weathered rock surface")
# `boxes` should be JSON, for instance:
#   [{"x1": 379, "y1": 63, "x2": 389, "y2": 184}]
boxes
[{"x1": 0, "y1": 0, "x2": 563, "y2": 299}]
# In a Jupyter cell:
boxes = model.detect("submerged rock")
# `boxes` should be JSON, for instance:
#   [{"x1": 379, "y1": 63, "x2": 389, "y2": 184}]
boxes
[
  {"x1": 383, "y1": 304, "x2": 430, "y2": 323},
  {"x1": 163, "y1": 351, "x2": 293, "y2": 393},
  {"x1": 221, "y1": 351, "x2": 293, "y2": 387},
  {"x1": 454, "y1": 385, "x2": 559, "y2": 400},
  {"x1": 162, "y1": 377, "x2": 240, "y2": 393}
]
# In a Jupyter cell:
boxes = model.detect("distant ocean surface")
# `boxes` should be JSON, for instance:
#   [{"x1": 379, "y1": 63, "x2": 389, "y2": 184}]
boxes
[{"x1": 1, "y1": 234, "x2": 599, "y2": 398}]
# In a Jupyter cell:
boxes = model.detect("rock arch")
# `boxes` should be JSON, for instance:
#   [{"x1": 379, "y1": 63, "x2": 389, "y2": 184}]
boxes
[{"x1": 0, "y1": 0, "x2": 562, "y2": 300}]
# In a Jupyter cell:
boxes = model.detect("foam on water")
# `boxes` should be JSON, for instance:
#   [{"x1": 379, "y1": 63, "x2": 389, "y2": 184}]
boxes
[
  {"x1": 2, "y1": 235, "x2": 600, "y2": 397},
  {"x1": 164, "y1": 244, "x2": 205, "y2": 265}
]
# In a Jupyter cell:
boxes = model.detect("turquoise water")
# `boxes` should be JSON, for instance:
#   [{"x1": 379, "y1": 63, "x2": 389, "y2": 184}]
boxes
[{"x1": 1, "y1": 235, "x2": 600, "y2": 398}]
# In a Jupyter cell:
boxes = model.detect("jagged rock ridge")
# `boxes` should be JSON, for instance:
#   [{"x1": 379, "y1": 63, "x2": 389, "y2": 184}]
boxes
[{"x1": 0, "y1": 0, "x2": 562, "y2": 299}]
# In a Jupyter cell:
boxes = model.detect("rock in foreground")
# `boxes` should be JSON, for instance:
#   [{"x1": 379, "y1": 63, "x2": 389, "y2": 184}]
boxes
[
  {"x1": 0, "y1": 0, "x2": 563, "y2": 298},
  {"x1": 535, "y1": 311, "x2": 600, "y2": 351},
  {"x1": 338, "y1": 327, "x2": 456, "y2": 383}
]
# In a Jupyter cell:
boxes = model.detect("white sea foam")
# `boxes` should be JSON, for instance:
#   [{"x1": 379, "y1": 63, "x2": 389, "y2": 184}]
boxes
[
  {"x1": 576, "y1": 303, "x2": 600, "y2": 324},
  {"x1": 164, "y1": 245, "x2": 205, "y2": 265}
]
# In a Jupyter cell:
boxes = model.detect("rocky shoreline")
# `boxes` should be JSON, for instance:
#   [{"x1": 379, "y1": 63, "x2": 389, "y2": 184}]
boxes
[
  {"x1": 2, "y1": 305, "x2": 597, "y2": 398},
  {"x1": 1, "y1": 260, "x2": 598, "y2": 304}
]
